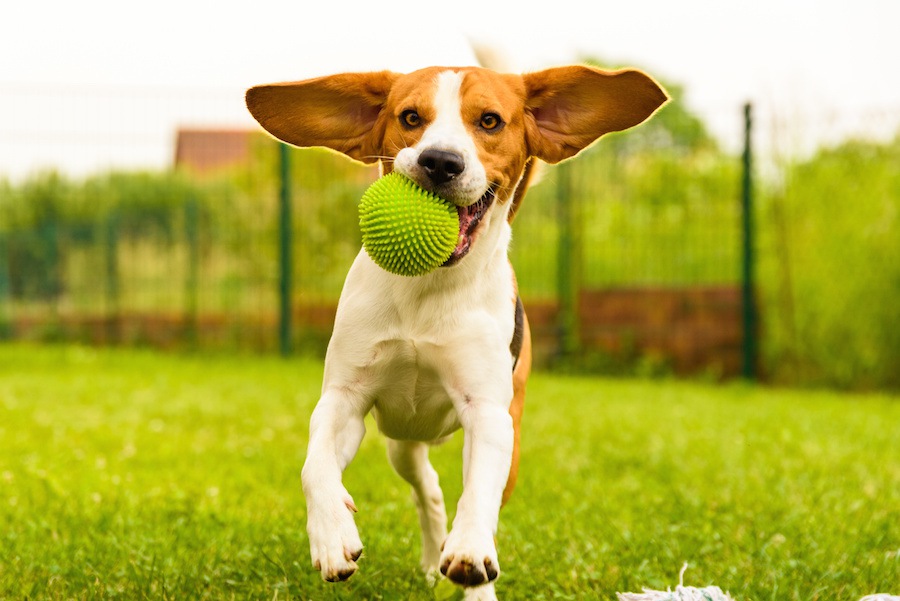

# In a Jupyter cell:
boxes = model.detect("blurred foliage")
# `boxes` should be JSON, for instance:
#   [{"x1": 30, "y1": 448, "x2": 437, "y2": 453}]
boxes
[
  {"x1": 0, "y1": 90, "x2": 897, "y2": 389},
  {"x1": 0, "y1": 170, "x2": 224, "y2": 302},
  {"x1": 236, "y1": 137, "x2": 376, "y2": 299},
  {"x1": 511, "y1": 72, "x2": 737, "y2": 298},
  {"x1": 0, "y1": 173, "x2": 71, "y2": 300},
  {"x1": 759, "y1": 135, "x2": 900, "y2": 389}
]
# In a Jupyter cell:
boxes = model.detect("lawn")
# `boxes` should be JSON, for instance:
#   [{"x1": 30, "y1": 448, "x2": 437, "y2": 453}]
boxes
[{"x1": 0, "y1": 344, "x2": 897, "y2": 600}]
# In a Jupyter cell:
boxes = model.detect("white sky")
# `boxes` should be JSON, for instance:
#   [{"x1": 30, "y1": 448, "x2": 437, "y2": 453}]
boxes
[{"x1": 1, "y1": 0, "x2": 898, "y2": 178}]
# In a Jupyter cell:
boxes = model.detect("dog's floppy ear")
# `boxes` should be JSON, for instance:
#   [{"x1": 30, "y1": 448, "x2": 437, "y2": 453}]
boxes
[
  {"x1": 523, "y1": 66, "x2": 668, "y2": 164},
  {"x1": 246, "y1": 71, "x2": 399, "y2": 164}
]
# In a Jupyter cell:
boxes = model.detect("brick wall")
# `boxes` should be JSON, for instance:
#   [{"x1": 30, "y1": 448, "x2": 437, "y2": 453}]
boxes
[{"x1": 9, "y1": 287, "x2": 746, "y2": 377}]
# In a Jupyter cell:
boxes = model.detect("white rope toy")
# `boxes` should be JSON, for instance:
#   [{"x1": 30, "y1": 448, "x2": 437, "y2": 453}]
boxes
[
  {"x1": 616, "y1": 564, "x2": 736, "y2": 601},
  {"x1": 616, "y1": 564, "x2": 899, "y2": 601}
]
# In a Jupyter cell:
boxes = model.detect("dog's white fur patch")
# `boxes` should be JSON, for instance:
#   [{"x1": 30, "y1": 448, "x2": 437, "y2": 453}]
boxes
[{"x1": 393, "y1": 70, "x2": 488, "y2": 206}]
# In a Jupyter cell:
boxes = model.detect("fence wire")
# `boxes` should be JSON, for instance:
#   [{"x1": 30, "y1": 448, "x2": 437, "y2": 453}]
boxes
[{"x1": 0, "y1": 85, "x2": 897, "y2": 388}]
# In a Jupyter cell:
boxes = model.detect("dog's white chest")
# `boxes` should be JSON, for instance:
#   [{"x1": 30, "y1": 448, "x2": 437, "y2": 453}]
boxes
[
  {"x1": 322, "y1": 250, "x2": 517, "y2": 444},
  {"x1": 366, "y1": 338, "x2": 461, "y2": 441}
]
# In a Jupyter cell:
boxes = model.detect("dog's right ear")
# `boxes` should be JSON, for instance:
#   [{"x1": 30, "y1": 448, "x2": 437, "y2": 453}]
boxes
[{"x1": 246, "y1": 71, "x2": 399, "y2": 164}]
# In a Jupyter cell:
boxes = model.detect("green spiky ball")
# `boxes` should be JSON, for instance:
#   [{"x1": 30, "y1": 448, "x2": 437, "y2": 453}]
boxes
[{"x1": 359, "y1": 173, "x2": 458, "y2": 277}]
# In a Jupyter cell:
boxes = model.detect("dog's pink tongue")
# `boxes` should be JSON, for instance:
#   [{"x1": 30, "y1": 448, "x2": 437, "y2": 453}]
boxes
[{"x1": 454, "y1": 205, "x2": 474, "y2": 253}]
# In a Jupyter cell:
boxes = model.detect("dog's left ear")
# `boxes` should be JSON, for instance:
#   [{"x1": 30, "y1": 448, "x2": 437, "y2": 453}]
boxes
[
  {"x1": 523, "y1": 66, "x2": 668, "y2": 164},
  {"x1": 246, "y1": 71, "x2": 399, "y2": 164}
]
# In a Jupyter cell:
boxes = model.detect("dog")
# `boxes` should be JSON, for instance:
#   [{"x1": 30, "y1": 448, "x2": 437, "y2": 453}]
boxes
[{"x1": 246, "y1": 64, "x2": 666, "y2": 600}]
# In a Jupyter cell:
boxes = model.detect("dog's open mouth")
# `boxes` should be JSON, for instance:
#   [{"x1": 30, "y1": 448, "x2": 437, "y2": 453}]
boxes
[{"x1": 442, "y1": 189, "x2": 495, "y2": 267}]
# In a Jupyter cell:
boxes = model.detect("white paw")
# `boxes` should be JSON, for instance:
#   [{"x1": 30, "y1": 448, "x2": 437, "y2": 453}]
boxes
[
  {"x1": 307, "y1": 494, "x2": 363, "y2": 582},
  {"x1": 439, "y1": 526, "x2": 499, "y2": 587}
]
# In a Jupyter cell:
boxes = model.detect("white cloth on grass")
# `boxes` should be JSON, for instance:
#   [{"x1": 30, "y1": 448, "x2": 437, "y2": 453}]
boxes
[{"x1": 616, "y1": 565, "x2": 736, "y2": 601}]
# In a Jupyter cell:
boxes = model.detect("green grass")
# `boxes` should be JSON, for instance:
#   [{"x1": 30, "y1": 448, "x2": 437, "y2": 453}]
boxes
[{"x1": 0, "y1": 344, "x2": 897, "y2": 600}]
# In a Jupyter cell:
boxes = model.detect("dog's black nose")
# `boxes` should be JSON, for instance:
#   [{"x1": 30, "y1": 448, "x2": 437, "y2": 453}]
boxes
[{"x1": 418, "y1": 149, "x2": 464, "y2": 185}]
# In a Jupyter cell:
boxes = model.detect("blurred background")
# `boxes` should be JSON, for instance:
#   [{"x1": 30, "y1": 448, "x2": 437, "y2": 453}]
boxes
[{"x1": 1, "y1": 0, "x2": 897, "y2": 390}]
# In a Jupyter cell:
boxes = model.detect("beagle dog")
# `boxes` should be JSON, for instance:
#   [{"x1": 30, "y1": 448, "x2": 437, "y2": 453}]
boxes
[{"x1": 246, "y1": 64, "x2": 666, "y2": 600}]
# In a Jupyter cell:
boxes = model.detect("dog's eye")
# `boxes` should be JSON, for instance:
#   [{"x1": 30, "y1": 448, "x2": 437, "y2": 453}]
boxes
[
  {"x1": 401, "y1": 110, "x2": 421, "y2": 128},
  {"x1": 479, "y1": 113, "x2": 502, "y2": 131}
]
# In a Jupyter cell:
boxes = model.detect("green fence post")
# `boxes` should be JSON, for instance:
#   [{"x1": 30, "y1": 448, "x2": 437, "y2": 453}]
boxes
[
  {"x1": 0, "y1": 234, "x2": 10, "y2": 339},
  {"x1": 185, "y1": 196, "x2": 200, "y2": 349},
  {"x1": 278, "y1": 143, "x2": 293, "y2": 356},
  {"x1": 104, "y1": 211, "x2": 120, "y2": 343},
  {"x1": 741, "y1": 103, "x2": 758, "y2": 379},
  {"x1": 44, "y1": 218, "x2": 61, "y2": 328},
  {"x1": 556, "y1": 161, "x2": 581, "y2": 359}
]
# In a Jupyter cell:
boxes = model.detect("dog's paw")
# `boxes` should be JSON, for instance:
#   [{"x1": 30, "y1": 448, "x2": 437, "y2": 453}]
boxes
[
  {"x1": 307, "y1": 495, "x2": 364, "y2": 582},
  {"x1": 439, "y1": 528, "x2": 499, "y2": 587}
]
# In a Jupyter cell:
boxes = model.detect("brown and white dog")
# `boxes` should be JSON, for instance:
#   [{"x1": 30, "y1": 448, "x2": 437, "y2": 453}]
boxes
[{"x1": 246, "y1": 65, "x2": 666, "y2": 600}]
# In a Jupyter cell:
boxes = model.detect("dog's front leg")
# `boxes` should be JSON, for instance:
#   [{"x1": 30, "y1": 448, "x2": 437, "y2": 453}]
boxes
[
  {"x1": 440, "y1": 398, "x2": 514, "y2": 589},
  {"x1": 301, "y1": 388, "x2": 368, "y2": 582}
]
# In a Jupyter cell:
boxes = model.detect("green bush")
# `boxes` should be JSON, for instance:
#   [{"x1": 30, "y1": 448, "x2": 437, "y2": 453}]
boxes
[
  {"x1": 0, "y1": 170, "x2": 224, "y2": 306},
  {"x1": 759, "y1": 135, "x2": 900, "y2": 388},
  {"x1": 0, "y1": 172, "x2": 72, "y2": 300},
  {"x1": 1, "y1": 113, "x2": 897, "y2": 389}
]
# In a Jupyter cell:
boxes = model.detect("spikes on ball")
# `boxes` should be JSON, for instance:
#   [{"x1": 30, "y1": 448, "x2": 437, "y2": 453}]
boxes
[{"x1": 359, "y1": 173, "x2": 459, "y2": 277}]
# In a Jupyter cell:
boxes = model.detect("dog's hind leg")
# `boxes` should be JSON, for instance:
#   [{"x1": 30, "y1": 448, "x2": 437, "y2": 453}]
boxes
[
  {"x1": 502, "y1": 311, "x2": 531, "y2": 506},
  {"x1": 386, "y1": 439, "x2": 448, "y2": 575}
]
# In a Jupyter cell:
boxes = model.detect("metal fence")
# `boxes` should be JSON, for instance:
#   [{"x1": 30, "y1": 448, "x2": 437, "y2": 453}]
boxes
[{"x1": 1, "y1": 85, "x2": 898, "y2": 388}]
